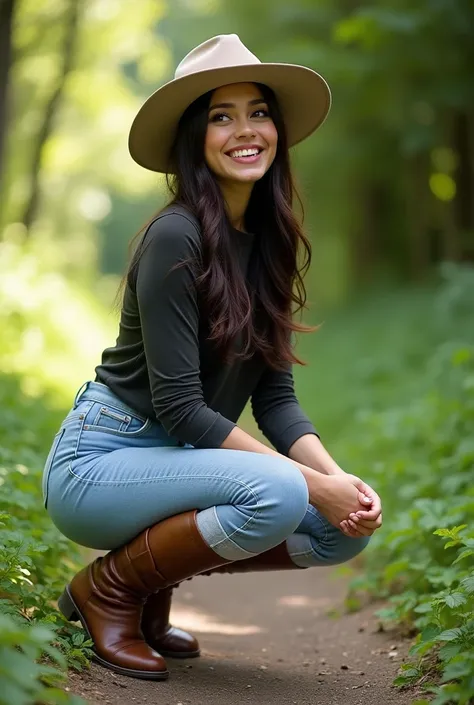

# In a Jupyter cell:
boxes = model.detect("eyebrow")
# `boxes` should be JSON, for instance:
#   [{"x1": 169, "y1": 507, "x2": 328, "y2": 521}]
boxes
[{"x1": 208, "y1": 98, "x2": 267, "y2": 112}]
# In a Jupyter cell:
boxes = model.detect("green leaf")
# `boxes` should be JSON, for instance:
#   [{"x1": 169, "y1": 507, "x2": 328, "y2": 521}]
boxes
[
  {"x1": 72, "y1": 632, "x2": 85, "y2": 647},
  {"x1": 441, "y1": 657, "x2": 474, "y2": 682},
  {"x1": 453, "y1": 549, "x2": 474, "y2": 564},
  {"x1": 444, "y1": 592, "x2": 467, "y2": 608},
  {"x1": 438, "y1": 642, "x2": 463, "y2": 661},
  {"x1": 460, "y1": 575, "x2": 474, "y2": 593},
  {"x1": 436, "y1": 628, "x2": 464, "y2": 642},
  {"x1": 444, "y1": 540, "x2": 460, "y2": 549}
]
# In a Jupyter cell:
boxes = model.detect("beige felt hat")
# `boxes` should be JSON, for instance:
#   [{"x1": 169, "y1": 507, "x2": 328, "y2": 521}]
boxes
[{"x1": 128, "y1": 34, "x2": 331, "y2": 174}]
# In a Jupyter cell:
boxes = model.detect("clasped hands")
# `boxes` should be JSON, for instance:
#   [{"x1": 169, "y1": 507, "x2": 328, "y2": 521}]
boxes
[{"x1": 310, "y1": 473, "x2": 383, "y2": 539}]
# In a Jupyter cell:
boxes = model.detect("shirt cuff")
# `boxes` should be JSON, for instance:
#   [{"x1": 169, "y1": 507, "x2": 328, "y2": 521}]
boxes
[
  {"x1": 193, "y1": 414, "x2": 236, "y2": 449},
  {"x1": 275, "y1": 421, "x2": 319, "y2": 457}
]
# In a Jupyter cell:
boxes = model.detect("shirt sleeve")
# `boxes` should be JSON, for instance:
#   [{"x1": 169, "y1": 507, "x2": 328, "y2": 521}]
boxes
[
  {"x1": 251, "y1": 364, "x2": 319, "y2": 456},
  {"x1": 135, "y1": 212, "x2": 236, "y2": 448}
]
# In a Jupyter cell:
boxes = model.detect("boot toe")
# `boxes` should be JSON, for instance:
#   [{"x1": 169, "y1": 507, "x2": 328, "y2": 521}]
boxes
[
  {"x1": 94, "y1": 640, "x2": 169, "y2": 679},
  {"x1": 152, "y1": 626, "x2": 201, "y2": 658}
]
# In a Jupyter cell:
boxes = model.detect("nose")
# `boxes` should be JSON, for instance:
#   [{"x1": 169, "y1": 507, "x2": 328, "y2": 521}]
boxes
[{"x1": 234, "y1": 116, "x2": 256, "y2": 140}]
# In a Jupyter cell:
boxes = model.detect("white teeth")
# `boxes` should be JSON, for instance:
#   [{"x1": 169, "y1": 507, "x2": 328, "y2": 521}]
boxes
[{"x1": 229, "y1": 148, "x2": 260, "y2": 158}]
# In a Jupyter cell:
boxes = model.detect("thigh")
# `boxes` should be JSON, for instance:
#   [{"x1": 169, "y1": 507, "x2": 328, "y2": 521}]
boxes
[
  {"x1": 47, "y1": 439, "x2": 306, "y2": 552},
  {"x1": 44, "y1": 384, "x2": 308, "y2": 552}
]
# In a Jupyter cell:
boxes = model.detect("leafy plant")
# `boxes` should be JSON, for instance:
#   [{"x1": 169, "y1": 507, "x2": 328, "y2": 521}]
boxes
[
  {"x1": 0, "y1": 372, "x2": 91, "y2": 703},
  {"x1": 327, "y1": 265, "x2": 474, "y2": 703}
]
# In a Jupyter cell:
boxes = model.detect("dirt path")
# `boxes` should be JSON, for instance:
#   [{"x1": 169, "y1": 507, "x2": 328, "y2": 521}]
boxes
[{"x1": 68, "y1": 568, "x2": 415, "y2": 705}]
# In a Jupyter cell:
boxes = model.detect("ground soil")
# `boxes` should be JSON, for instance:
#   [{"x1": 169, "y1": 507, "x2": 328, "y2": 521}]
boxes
[{"x1": 67, "y1": 567, "x2": 417, "y2": 705}]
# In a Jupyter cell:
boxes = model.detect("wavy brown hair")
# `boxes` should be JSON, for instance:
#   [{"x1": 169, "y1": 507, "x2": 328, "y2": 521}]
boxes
[{"x1": 116, "y1": 83, "x2": 315, "y2": 369}]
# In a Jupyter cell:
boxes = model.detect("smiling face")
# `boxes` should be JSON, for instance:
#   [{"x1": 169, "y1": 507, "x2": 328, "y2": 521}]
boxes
[{"x1": 204, "y1": 82, "x2": 278, "y2": 186}]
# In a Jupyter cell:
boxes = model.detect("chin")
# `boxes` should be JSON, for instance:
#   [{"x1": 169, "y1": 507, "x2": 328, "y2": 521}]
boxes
[{"x1": 231, "y1": 169, "x2": 267, "y2": 183}]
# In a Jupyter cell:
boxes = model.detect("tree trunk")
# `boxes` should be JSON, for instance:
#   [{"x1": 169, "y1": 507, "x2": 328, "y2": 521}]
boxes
[
  {"x1": 0, "y1": 0, "x2": 15, "y2": 191},
  {"x1": 21, "y1": 0, "x2": 81, "y2": 234},
  {"x1": 406, "y1": 152, "x2": 432, "y2": 279},
  {"x1": 348, "y1": 180, "x2": 389, "y2": 287},
  {"x1": 452, "y1": 111, "x2": 474, "y2": 261}
]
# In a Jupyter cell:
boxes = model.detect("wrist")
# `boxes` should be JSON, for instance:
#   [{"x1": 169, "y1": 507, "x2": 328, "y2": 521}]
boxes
[
  {"x1": 299, "y1": 467, "x2": 330, "y2": 505},
  {"x1": 317, "y1": 462, "x2": 346, "y2": 476},
  {"x1": 289, "y1": 435, "x2": 346, "y2": 477}
]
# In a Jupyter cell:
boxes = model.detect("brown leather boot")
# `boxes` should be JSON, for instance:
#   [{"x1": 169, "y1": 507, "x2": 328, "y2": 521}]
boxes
[
  {"x1": 141, "y1": 543, "x2": 304, "y2": 654},
  {"x1": 58, "y1": 510, "x2": 230, "y2": 679},
  {"x1": 141, "y1": 587, "x2": 200, "y2": 659},
  {"x1": 203, "y1": 541, "x2": 304, "y2": 575}
]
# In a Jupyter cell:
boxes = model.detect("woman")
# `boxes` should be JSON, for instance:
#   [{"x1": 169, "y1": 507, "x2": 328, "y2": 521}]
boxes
[{"x1": 42, "y1": 34, "x2": 382, "y2": 682}]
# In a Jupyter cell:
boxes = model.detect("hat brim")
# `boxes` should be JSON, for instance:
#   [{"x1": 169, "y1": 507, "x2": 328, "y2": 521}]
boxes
[{"x1": 128, "y1": 63, "x2": 331, "y2": 173}]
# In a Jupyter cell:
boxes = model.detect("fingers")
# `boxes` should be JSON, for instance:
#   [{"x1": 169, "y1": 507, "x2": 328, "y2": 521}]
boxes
[
  {"x1": 340, "y1": 520, "x2": 360, "y2": 537},
  {"x1": 350, "y1": 512, "x2": 383, "y2": 530},
  {"x1": 357, "y1": 486, "x2": 382, "y2": 521},
  {"x1": 356, "y1": 507, "x2": 382, "y2": 522},
  {"x1": 340, "y1": 519, "x2": 374, "y2": 538}
]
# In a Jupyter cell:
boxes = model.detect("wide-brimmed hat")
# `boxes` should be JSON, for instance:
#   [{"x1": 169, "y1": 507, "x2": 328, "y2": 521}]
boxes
[{"x1": 128, "y1": 34, "x2": 331, "y2": 173}]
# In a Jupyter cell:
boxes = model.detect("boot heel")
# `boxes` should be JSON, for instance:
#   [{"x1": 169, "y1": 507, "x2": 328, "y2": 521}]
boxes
[{"x1": 58, "y1": 588, "x2": 79, "y2": 621}]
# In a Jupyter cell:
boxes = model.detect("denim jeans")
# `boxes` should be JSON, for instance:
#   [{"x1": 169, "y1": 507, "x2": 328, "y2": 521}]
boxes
[{"x1": 42, "y1": 381, "x2": 369, "y2": 566}]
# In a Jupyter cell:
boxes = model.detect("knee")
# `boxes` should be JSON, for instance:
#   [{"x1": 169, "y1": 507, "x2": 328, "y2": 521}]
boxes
[
  {"x1": 320, "y1": 530, "x2": 371, "y2": 567},
  {"x1": 254, "y1": 458, "x2": 309, "y2": 544}
]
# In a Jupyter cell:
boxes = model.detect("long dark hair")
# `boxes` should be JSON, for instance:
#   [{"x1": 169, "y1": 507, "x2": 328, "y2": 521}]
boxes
[{"x1": 117, "y1": 83, "x2": 315, "y2": 369}]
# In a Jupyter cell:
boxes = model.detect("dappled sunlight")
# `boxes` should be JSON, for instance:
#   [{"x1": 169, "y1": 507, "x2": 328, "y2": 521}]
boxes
[
  {"x1": 277, "y1": 595, "x2": 332, "y2": 611},
  {"x1": 0, "y1": 235, "x2": 116, "y2": 402},
  {"x1": 170, "y1": 605, "x2": 264, "y2": 636}
]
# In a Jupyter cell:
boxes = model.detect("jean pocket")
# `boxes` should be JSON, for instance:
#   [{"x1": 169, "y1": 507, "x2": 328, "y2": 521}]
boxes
[
  {"x1": 42, "y1": 428, "x2": 65, "y2": 509},
  {"x1": 83, "y1": 402, "x2": 151, "y2": 437}
]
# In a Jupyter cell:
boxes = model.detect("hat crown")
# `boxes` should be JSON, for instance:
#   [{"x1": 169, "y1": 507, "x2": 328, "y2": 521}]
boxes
[{"x1": 175, "y1": 34, "x2": 261, "y2": 80}]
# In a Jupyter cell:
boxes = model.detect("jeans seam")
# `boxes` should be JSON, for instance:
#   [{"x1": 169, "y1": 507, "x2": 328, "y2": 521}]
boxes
[
  {"x1": 209, "y1": 505, "x2": 262, "y2": 547},
  {"x1": 81, "y1": 420, "x2": 152, "y2": 438},
  {"x1": 206, "y1": 508, "x2": 260, "y2": 556},
  {"x1": 305, "y1": 504, "x2": 329, "y2": 541},
  {"x1": 73, "y1": 407, "x2": 92, "y2": 459},
  {"x1": 288, "y1": 548, "x2": 316, "y2": 557},
  {"x1": 66, "y1": 464, "x2": 263, "y2": 547},
  {"x1": 76, "y1": 390, "x2": 148, "y2": 423},
  {"x1": 67, "y1": 463, "x2": 261, "y2": 498}
]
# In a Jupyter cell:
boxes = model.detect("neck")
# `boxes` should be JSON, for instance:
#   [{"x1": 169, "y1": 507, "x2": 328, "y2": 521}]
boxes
[{"x1": 218, "y1": 180, "x2": 254, "y2": 231}]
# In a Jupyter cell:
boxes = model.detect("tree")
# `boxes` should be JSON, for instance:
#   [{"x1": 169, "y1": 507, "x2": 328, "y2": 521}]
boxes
[
  {"x1": 0, "y1": 0, "x2": 15, "y2": 188},
  {"x1": 21, "y1": 0, "x2": 81, "y2": 233}
]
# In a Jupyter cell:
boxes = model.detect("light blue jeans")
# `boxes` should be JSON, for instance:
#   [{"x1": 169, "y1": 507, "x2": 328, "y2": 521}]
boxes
[{"x1": 42, "y1": 381, "x2": 369, "y2": 567}]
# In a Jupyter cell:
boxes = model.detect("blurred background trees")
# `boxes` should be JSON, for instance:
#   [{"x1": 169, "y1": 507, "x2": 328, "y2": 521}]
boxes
[{"x1": 1, "y1": 0, "x2": 473, "y2": 303}]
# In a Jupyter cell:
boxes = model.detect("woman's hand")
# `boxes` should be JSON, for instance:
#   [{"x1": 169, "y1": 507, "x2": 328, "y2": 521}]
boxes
[
  {"x1": 340, "y1": 479, "x2": 383, "y2": 538},
  {"x1": 308, "y1": 473, "x2": 375, "y2": 533}
]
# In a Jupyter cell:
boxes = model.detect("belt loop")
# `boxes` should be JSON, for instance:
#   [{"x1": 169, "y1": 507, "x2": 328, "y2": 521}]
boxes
[{"x1": 73, "y1": 380, "x2": 90, "y2": 408}]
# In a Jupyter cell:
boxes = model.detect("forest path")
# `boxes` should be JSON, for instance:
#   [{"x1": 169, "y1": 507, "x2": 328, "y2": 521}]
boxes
[{"x1": 68, "y1": 566, "x2": 415, "y2": 705}]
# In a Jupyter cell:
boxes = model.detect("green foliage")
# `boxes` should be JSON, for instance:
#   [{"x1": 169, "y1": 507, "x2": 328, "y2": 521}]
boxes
[
  {"x1": 0, "y1": 613, "x2": 86, "y2": 705},
  {"x1": 0, "y1": 370, "x2": 92, "y2": 701},
  {"x1": 0, "y1": 232, "x2": 116, "y2": 397},
  {"x1": 0, "y1": 224, "x2": 116, "y2": 701},
  {"x1": 304, "y1": 265, "x2": 474, "y2": 703}
]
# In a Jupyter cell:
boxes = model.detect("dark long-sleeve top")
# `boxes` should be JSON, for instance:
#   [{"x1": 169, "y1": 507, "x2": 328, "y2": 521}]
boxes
[{"x1": 95, "y1": 205, "x2": 318, "y2": 454}]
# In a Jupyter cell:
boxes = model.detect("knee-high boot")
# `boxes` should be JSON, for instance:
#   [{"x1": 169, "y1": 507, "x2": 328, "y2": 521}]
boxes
[
  {"x1": 203, "y1": 542, "x2": 303, "y2": 574},
  {"x1": 58, "y1": 510, "x2": 231, "y2": 680},
  {"x1": 142, "y1": 542, "x2": 303, "y2": 656}
]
